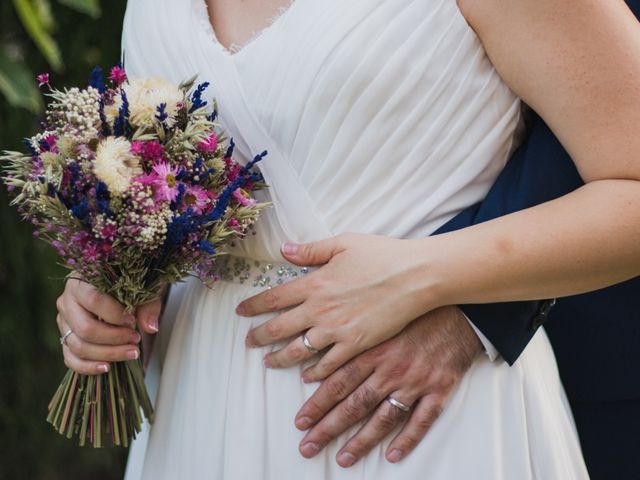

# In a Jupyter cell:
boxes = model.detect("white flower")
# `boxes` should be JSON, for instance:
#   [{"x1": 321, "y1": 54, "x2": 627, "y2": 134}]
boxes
[
  {"x1": 93, "y1": 137, "x2": 141, "y2": 196},
  {"x1": 119, "y1": 77, "x2": 184, "y2": 129}
]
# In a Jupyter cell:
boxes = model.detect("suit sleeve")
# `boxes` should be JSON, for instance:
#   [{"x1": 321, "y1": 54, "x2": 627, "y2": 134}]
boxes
[{"x1": 433, "y1": 115, "x2": 584, "y2": 365}]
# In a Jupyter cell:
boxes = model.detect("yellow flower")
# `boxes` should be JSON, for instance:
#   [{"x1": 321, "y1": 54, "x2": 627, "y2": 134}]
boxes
[
  {"x1": 93, "y1": 137, "x2": 141, "y2": 196},
  {"x1": 121, "y1": 77, "x2": 184, "y2": 129}
]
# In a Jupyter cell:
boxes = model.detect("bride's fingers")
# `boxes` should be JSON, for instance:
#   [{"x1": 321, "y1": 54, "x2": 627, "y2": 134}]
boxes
[
  {"x1": 67, "y1": 278, "x2": 135, "y2": 327},
  {"x1": 384, "y1": 394, "x2": 445, "y2": 464},
  {"x1": 245, "y1": 307, "x2": 311, "y2": 347},
  {"x1": 236, "y1": 274, "x2": 312, "y2": 317},
  {"x1": 64, "y1": 331, "x2": 140, "y2": 363},
  {"x1": 299, "y1": 378, "x2": 386, "y2": 459},
  {"x1": 58, "y1": 298, "x2": 140, "y2": 346},
  {"x1": 335, "y1": 392, "x2": 414, "y2": 468},
  {"x1": 263, "y1": 329, "x2": 331, "y2": 369},
  {"x1": 62, "y1": 346, "x2": 111, "y2": 375},
  {"x1": 302, "y1": 343, "x2": 359, "y2": 383}
]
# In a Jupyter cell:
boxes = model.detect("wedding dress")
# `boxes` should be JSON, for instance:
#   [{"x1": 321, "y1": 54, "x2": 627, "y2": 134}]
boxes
[{"x1": 122, "y1": 0, "x2": 589, "y2": 478}]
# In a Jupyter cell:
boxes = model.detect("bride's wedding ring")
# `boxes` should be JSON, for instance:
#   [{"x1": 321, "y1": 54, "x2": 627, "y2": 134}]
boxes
[
  {"x1": 60, "y1": 328, "x2": 74, "y2": 347},
  {"x1": 302, "y1": 332, "x2": 319, "y2": 355},
  {"x1": 387, "y1": 396, "x2": 411, "y2": 413}
]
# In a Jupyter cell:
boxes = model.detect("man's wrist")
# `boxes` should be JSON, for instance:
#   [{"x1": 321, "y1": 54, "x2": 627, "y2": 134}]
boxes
[{"x1": 463, "y1": 312, "x2": 500, "y2": 361}]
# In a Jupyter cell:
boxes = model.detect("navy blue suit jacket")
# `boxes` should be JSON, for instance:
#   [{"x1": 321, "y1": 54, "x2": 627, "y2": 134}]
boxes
[{"x1": 434, "y1": 7, "x2": 640, "y2": 401}]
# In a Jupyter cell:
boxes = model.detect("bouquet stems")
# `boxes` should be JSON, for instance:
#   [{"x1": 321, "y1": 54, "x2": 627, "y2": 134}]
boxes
[{"x1": 47, "y1": 358, "x2": 153, "y2": 447}]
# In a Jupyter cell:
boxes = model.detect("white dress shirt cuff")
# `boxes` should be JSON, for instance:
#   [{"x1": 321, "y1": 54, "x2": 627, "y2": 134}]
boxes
[{"x1": 465, "y1": 315, "x2": 500, "y2": 362}]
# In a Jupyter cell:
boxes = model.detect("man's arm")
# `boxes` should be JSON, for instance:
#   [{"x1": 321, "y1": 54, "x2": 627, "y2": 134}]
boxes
[{"x1": 434, "y1": 114, "x2": 584, "y2": 364}]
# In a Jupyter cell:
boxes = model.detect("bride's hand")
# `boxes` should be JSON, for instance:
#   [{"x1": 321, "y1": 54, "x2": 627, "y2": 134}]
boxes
[
  {"x1": 55, "y1": 275, "x2": 164, "y2": 375},
  {"x1": 238, "y1": 234, "x2": 441, "y2": 382}
]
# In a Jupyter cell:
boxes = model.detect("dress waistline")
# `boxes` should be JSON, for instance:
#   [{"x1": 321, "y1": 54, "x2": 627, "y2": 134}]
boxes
[{"x1": 215, "y1": 254, "x2": 311, "y2": 289}]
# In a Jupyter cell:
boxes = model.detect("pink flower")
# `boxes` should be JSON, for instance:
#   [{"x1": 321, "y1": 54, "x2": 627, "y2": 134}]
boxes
[
  {"x1": 182, "y1": 185, "x2": 210, "y2": 214},
  {"x1": 224, "y1": 157, "x2": 242, "y2": 181},
  {"x1": 82, "y1": 243, "x2": 100, "y2": 262},
  {"x1": 41, "y1": 134, "x2": 59, "y2": 153},
  {"x1": 131, "y1": 140, "x2": 165, "y2": 164},
  {"x1": 197, "y1": 133, "x2": 218, "y2": 153},
  {"x1": 150, "y1": 162, "x2": 182, "y2": 202},
  {"x1": 101, "y1": 224, "x2": 117, "y2": 240},
  {"x1": 36, "y1": 73, "x2": 50, "y2": 88},
  {"x1": 233, "y1": 188, "x2": 257, "y2": 207},
  {"x1": 109, "y1": 66, "x2": 127, "y2": 86},
  {"x1": 227, "y1": 218, "x2": 242, "y2": 232}
]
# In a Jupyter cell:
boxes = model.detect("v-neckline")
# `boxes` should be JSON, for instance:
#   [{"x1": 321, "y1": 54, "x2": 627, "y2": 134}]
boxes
[{"x1": 199, "y1": 0, "x2": 297, "y2": 57}]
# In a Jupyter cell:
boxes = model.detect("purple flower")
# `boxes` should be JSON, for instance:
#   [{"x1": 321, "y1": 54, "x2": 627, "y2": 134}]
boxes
[
  {"x1": 183, "y1": 185, "x2": 210, "y2": 214},
  {"x1": 36, "y1": 73, "x2": 50, "y2": 88},
  {"x1": 147, "y1": 162, "x2": 183, "y2": 202}
]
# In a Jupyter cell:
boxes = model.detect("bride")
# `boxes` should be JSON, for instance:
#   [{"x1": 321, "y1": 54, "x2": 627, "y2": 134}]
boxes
[{"x1": 54, "y1": 0, "x2": 640, "y2": 478}]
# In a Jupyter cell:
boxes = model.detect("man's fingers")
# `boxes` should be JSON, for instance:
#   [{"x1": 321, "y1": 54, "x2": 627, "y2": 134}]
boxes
[
  {"x1": 295, "y1": 360, "x2": 372, "y2": 430},
  {"x1": 59, "y1": 299, "x2": 140, "y2": 346},
  {"x1": 70, "y1": 278, "x2": 134, "y2": 327},
  {"x1": 385, "y1": 395, "x2": 445, "y2": 463},
  {"x1": 246, "y1": 307, "x2": 312, "y2": 347},
  {"x1": 336, "y1": 394, "x2": 412, "y2": 468},
  {"x1": 236, "y1": 277, "x2": 309, "y2": 317},
  {"x1": 302, "y1": 343, "x2": 359, "y2": 383},
  {"x1": 299, "y1": 379, "x2": 386, "y2": 459}
]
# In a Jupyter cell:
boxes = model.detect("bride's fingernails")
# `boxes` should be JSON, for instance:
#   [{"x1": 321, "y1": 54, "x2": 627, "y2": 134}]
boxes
[
  {"x1": 263, "y1": 357, "x2": 272, "y2": 368},
  {"x1": 126, "y1": 349, "x2": 139, "y2": 360},
  {"x1": 281, "y1": 242, "x2": 299, "y2": 256},
  {"x1": 97, "y1": 364, "x2": 110, "y2": 373},
  {"x1": 236, "y1": 304, "x2": 247, "y2": 316},
  {"x1": 245, "y1": 334, "x2": 256, "y2": 348},
  {"x1": 148, "y1": 316, "x2": 159, "y2": 333}
]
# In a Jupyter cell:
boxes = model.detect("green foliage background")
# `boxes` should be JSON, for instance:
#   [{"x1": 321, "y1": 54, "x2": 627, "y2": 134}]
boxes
[{"x1": 0, "y1": 1, "x2": 129, "y2": 478}]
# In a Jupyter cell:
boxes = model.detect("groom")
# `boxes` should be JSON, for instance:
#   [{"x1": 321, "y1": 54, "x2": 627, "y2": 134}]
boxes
[{"x1": 238, "y1": 1, "x2": 640, "y2": 478}]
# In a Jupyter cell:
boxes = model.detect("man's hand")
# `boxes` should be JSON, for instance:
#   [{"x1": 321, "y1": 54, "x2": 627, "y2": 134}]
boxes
[{"x1": 294, "y1": 306, "x2": 482, "y2": 468}]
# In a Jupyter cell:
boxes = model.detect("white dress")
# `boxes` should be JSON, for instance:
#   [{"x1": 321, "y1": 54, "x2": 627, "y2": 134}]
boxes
[{"x1": 122, "y1": 0, "x2": 590, "y2": 478}]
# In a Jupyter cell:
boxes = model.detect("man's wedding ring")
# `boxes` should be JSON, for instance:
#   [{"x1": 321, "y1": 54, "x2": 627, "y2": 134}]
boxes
[
  {"x1": 387, "y1": 396, "x2": 411, "y2": 413},
  {"x1": 302, "y1": 332, "x2": 319, "y2": 355},
  {"x1": 60, "y1": 328, "x2": 74, "y2": 347}
]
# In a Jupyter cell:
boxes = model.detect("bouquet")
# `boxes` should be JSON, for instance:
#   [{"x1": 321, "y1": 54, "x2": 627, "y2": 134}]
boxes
[{"x1": 1, "y1": 66, "x2": 268, "y2": 447}]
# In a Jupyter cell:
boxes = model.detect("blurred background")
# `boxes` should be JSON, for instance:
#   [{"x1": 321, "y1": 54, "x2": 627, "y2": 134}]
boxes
[{"x1": 1, "y1": 1, "x2": 128, "y2": 478}]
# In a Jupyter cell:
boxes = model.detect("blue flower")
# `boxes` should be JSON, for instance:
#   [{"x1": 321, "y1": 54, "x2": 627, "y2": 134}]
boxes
[
  {"x1": 113, "y1": 90, "x2": 130, "y2": 137},
  {"x1": 198, "y1": 240, "x2": 216, "y2": 255},
  {"x1": 189, "y1": 82, "x2": 210, "y2": 113},
  {"x1": 22, "y1": 138, "x2": 37, "y2": 157},
  {"x1": 98, "y1": 99, "x2": 112, "y2": 136},
  {"x1": 164, "y1": 208, "x2": 199, "y2": 251},
  {"x1": 89, "y1": 66, "x2": 106, "y2": 93},
  {"x1": 71, "y1": 200, "x2": 90, "y2": 220},
  {"x1": 155, "y1": 103, "x2": 168, "y2": 123}
]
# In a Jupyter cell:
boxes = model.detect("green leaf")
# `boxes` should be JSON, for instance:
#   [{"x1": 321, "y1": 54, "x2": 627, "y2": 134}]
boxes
[
  {"x1": 57, "y1": 0, "x2": 101, "y2": 18},
  {"x1": 12, "y1": 0, "x2": 63, "y2": 71},
  {"x1": 0, "y1": 48, "x2": 43, "y2": 114}
]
